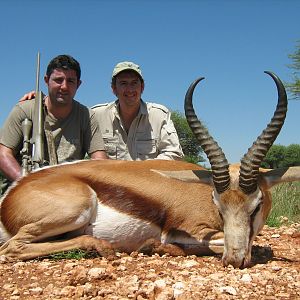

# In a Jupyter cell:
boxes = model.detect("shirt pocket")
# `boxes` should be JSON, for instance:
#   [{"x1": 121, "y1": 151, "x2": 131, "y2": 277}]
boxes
[
  {"x1": 102, "y1": 134, "x2": 119, "y2": 159},
  {"x1": 136, "y1": 139, "x2": 158, "y2": 160}
]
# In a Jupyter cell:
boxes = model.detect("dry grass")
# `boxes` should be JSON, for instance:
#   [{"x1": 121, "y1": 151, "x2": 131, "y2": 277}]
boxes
[{"x1": 267, "y1": 181, "x2": 300, "y2": 227}]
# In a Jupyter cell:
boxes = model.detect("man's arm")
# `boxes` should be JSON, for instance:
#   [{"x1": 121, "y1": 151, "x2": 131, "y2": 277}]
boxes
[
  {"x1": 84, "y1": 108, "x2": 109, "y2": 160},
  {"x1": 155, "y1": 112, "x2": 184, "y2": 161},
  {"x1": 0, "y1": 144, "x2": 22, "y2": 181},
  {"x1": 0, "y1": 103, "x2": 30, "y2": 181}
]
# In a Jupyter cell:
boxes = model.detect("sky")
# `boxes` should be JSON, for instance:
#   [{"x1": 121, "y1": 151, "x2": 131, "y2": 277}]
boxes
[{"x1": 0, "y1": 0, "x2": 299, "y2": 163}]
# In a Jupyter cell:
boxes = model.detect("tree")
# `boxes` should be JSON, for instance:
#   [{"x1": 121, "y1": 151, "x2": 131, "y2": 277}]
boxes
[
  {"x1": 261, "y1": 144, "x2": 286, "y2": 168},
  {"x1": 171, "y1": 111, "x2": 205, "y2": 164},
  {"x1": 286, "y1": 40, "x2": 300, "y2": 100},
  {"x1": 283, "y1": 144, "x2": 300, "y2": 167},
  {"x1": 261, "y1": 144, "x2": 300, "y2": 168}
]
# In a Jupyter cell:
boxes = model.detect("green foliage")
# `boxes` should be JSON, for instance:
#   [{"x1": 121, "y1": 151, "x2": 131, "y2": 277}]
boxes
[
  {"x1": 261, "y1": 144, "x2": 300, "y2": 168},
  {"x1": 171, "y1": 111, "x2": 205, "y2": 164},
  {"x1": 286, "y1": 40, "x2": 300, "y2": 100},
  {"x1": 261, "y1": 145, "x2": 286, "y2": 168},
  {"x1": 43, "y1": 249, "x2": 99, "y2": 260},
  {"x1": 267, "y1": 182, "x2": 300, "y2": 227},
  {"x1": 259, "y1": 143, "x2": 299, "y2": 227},
  {"x1": 284, "y1": 144, "x2": 300, "y2": 166}
]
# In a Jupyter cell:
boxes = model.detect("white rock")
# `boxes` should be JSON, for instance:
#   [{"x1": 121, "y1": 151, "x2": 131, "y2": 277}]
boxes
[
  {"x1": 88, "y1": 267, "x2": 106, "y2": 279},
  {"x1": 271, "y1": 234, "x2": 280, "y2": 238},
  {"x1": 12, "y1": 289, "x2": 20, "y2": 296},
  {"x1": 173, "y1": 281, "x2": 185, "y2": 297},
  {"x1": 117, "y1": 265, "x2": 127, "y2": 271},
  {"x1": 240, "y1": 274, "x2": 252, "y2": 283},
  {"x1": 271, "y1": 265, "x2": 282, "y2": 271},
  {"x1": 29, "y1": 287, "x2": 43, "y2": 295},
  {"x1": 181, "y1": 260, "x2": 199, "y2": 268},
  {"x1": 154, "y1": 279, "x2": 167, "y2": 289},
  {"x1": 209, "y1": 272, "x2": 224, "y2": 280},
  {"x1": 37, "y1": 261, "x2": 52, "y2": 271},
  {"x1": 12, "y1": 262, "x2": 26, "y2": 269},
  {"x1": 173, "y1": 281, "x2": 185, "y2": 290},
  {"x1": 83, "y1": 282, "x2": 93, "y2": 294},
  {"x1": 63, "y1": 262, "x2": 77, "y2": 271},
  {"x1": 0, "y1": 255, "x2": 9, "y2": 263},
  {"x1": 219, "y1": 286, "x2": 237, "y2": 295},
  {"x1": 3, "y1": 283, "x2": 15, "y2": 291}
]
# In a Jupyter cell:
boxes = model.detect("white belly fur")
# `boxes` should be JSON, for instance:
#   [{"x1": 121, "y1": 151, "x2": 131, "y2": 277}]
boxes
[{"x1": 84, "y1": 203, "x2": 161, "y2": 252}]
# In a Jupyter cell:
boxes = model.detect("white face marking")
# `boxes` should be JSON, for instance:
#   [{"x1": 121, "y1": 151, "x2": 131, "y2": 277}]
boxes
[
  {"x1": 85, "y1": 203, "x2": 161, "y2": 252},
  {"x1": 248, "y1": 190, "x2": 263, "y2": 214},
  {"x1": 212, "y1": 189, "x2": 263, "y2": 216},
  {"x1": 250, "y1": 191, "x2": 264, "y2": 237},
  {"x1": 212, "y1": 188, "x2": 265, "y2": 267}
]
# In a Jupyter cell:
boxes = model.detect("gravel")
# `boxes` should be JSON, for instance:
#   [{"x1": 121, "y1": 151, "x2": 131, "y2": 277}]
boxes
[{"x1": 0, "y1": 224, "x2": 299, "y2": 300}]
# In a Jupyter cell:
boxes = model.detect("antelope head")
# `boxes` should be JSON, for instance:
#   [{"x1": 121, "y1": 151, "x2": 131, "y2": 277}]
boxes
[{"x1": 185, "y1": 72, "x2": 288, "y2": 268}]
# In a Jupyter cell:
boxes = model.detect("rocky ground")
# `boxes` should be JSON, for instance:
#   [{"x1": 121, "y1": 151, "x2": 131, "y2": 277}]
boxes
[{"x1": 0, "y1": 224, "x2": 299, "y2": 300}]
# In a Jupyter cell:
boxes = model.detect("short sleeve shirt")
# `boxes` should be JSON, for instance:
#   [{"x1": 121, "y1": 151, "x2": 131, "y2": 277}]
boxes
[
  {"x1": 0, "y1": 98, "x2": 105, "y2": 164},
  {"x1": 92, "y1": 100, "x2": 183, "y2": 161}
]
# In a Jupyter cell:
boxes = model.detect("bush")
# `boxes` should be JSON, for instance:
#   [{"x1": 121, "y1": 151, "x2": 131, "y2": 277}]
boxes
[{"x1": 171, "y1": 111, "x2": 205, "y2": 164}]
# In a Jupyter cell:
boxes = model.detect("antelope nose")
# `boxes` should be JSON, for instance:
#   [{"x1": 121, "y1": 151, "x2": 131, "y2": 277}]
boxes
[
  {"x1": 222, "y1": 257, "x2": 244, "y2": 268},
  {"x1": 222, "y1": 251, "x2": 245, "y2": 269}
]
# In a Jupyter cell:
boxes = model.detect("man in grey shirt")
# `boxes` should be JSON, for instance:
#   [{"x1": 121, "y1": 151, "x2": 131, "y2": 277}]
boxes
[{"x1": 0, "y1": 54, "x2": 107, "y2": 195}]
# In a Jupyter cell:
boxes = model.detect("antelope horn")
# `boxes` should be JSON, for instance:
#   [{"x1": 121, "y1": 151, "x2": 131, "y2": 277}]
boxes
[
  {"x1": 185, "y1": 77, "x2": 230, "y2": 194},
  {"x1": 239, "y1": 71, "x2": 288, "y2": 194}
]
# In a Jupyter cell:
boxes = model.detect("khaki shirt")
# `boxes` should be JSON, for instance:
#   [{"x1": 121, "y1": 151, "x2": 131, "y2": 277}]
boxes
[
  {"x1": 0, "y1": 98, "x2": 105, "y2": 165},
  {"x1": 92, "y1": 100, "x2": 183, "y2": 160}
]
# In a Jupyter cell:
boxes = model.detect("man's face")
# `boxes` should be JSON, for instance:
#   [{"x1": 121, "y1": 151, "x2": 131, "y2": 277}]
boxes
[
  {"x1": 44, "y1": 68, "x2": 81, "y2": 106},
  {"x1": 112, "y1": 71, "x2": 144, "y2": 108}
]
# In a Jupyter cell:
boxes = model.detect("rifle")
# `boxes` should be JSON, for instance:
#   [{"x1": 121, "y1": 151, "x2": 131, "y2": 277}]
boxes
[{"x1": 20, "y1": 52, "x2": 46, "y2": 175}]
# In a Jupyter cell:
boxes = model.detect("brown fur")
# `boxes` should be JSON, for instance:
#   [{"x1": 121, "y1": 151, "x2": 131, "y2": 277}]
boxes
[{"x1": 0, "y1": 160, "x2": 298, "y2": 267}]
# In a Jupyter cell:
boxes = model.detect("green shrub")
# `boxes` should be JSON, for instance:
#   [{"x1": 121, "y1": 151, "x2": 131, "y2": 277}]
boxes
[{"x1": 267, "y1": 182, "x2": 300, "y2": 227}]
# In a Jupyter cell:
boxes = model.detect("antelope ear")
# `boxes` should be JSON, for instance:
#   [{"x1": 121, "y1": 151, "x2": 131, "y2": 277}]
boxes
[
  {"x1": 151, "y1": 169, "x2": 213, "y2": 185},
  {"x1": 261, "y1": 166, "x2": 300, "y2": 188}
]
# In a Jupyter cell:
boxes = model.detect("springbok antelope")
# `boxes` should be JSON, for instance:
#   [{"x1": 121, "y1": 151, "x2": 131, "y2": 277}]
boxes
[{"x1": 0, "y1": 72, "x2": 299, "y2": 268}]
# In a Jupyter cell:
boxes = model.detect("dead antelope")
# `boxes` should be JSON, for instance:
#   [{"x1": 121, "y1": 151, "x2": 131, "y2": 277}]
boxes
[{"x1": 0, "y1": 72, "x2": 299, "y2": 268}]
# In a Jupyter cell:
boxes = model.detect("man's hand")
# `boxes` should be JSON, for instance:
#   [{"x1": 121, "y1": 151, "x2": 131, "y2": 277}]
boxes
[
  {"x1": 91, "y1": 151, "x2": 109, "y2": 160},
  {"x1": 19, "y1": 91, "x2": 36, "y2": 102},
  {"x1": 0, "y1": 144, "x2": 22, "y2": 181}
]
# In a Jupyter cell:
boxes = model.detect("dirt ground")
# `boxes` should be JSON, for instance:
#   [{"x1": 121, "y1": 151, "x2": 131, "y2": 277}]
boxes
[{"x1": 0, "y1": 224, "x2": 299, "y2": 300}]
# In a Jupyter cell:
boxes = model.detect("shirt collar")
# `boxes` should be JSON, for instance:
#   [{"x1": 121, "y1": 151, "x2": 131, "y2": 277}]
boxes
[{"x1": 113, "y1": 99, "x2": 147, "y2": 118}]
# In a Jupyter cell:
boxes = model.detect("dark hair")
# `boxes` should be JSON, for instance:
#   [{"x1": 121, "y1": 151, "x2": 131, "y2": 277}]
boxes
[{"x1": 46, "y1": 55, "x2": 81, "y2": 80}]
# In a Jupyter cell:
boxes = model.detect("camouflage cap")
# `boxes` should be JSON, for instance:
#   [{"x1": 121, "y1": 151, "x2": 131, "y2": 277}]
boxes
[{"x1": 112, "y1": 61, "x2": 143, "y2": 79}]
